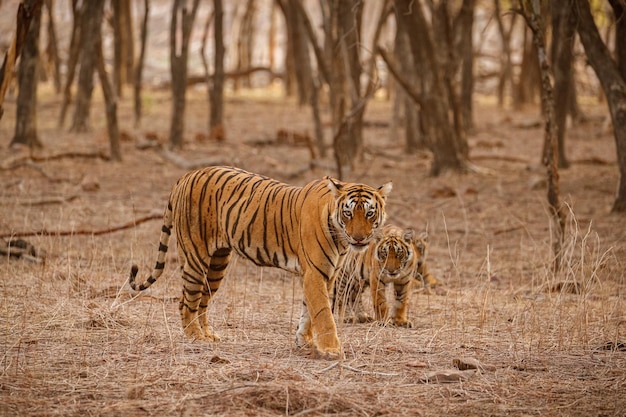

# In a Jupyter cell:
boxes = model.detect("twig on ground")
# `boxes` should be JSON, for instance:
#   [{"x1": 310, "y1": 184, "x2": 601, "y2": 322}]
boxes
[{"x1": 0, "y1": 211, "x2": 163, "y2": 238}]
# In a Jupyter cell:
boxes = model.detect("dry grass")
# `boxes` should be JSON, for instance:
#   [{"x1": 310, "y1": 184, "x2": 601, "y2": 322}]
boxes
[{"x1": 1, "y1": 89, "x2": 625, "y2": 416}]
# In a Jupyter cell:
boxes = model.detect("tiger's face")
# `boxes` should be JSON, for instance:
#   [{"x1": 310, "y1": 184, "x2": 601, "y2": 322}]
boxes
[
  {"x1": 375, "y1": 226, "x2": 427, "y2": 277},
  {"x1": 327, "y1": 177, "x2": 392, "y2": 251}
]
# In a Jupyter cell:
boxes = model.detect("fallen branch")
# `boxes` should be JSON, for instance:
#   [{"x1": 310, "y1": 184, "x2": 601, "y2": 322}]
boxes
[
  {"x1": 2, "y1": 151, "x2": 110, "y2": 171},
  {"x1": 0, "y1": 211, "x2": 163, "y2": 238},
  {"x1": 0, "y1": 194, "x2": 80, "y2": 206}
]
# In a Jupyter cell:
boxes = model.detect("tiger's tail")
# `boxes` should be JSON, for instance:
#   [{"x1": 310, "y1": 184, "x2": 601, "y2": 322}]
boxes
[{"x1": 129, "y1": 201, "x2": 173, "y2": 291}]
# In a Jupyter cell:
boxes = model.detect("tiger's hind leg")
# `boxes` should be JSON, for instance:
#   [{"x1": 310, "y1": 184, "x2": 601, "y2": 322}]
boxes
[
  {"x1": 179, "y1": 259, "x2": 216, "y2": 341},
  {"x1": 197, "y1": 248, "x2": 231, "y2": 340}
]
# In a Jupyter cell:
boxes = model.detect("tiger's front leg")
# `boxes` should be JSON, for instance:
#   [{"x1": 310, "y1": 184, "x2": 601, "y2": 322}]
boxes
[
  {"x1": 300, "y1": 271, "x2": 342, "y2": 360},
  {"x1": 391, "y1": 282, "x2": 413, "y2": 328},
  {"x1": 370, "y1": 276, "x2": 389, "y2": 323}
]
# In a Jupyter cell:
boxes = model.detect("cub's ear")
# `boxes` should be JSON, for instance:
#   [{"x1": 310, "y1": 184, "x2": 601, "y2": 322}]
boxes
[
  {"x1": 402, "y1": 229, "x2": 416, "y2": 243},
  {"x1": 378, "y1": 181, "x2": 393, "y2": 198},
  {"x1": 417, "y1": 231, "x2": 428, "y2": 242},
  {"x1": 326, "y1": 176, "x2": 343, "y2": 197}
]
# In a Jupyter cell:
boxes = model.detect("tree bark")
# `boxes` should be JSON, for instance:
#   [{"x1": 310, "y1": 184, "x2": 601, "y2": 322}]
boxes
[
  {"x1": 494, "y1": 0, "x2": 517, "y2": 107},
  {"x1": 0, "y1": 0, "x2": 43, "y2": 121},
  {"x1": 393, "y1": 0, "x2": 468, "y2": 176},
  {"x1": 574, "y1": 0, "x2": 626, "y2": 212},
  {"x1": 58, "y1": 0, "x2": 82, "y2": 128},
  {"x1": 134, "y1": 0, "x2": 150, "y2": 128},
  {"x1": 209, "y1": 0, "x2": 225, "y2": 138},
  {"x1": 169, "y1": 0, "x2": 200, "y2": 149},
  {"x1": 11, "y1": 0, "x2": 44, "y2": 148},
  {"x1": 520, "y1": 0, "x2": 565, "y2": 273},
  {"x1": 95, "y1": 26, "x2": 121, "y2": 161},
  {"x1": 44, "y1": 0, "x2": 61, "y2": 93},
  {"x1": 70, "y1": 0, "x2": 105, "y2": 133},
  {"x1": 549, "y1": 0, "x2": 576, "y2": 169}
]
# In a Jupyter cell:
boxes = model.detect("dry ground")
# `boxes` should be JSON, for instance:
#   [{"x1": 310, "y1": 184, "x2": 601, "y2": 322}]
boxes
[{"x1": 1, "y1": 88, "x2": 625, "y2": 416}]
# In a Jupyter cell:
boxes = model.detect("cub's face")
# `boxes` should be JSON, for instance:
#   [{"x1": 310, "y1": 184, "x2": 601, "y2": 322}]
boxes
[
  {"x1": 375, "y1": 226, "x2": 427, "y2": 277},
  {"x1": 327, "y1": 178, "x2": 392, "y2": 251}
]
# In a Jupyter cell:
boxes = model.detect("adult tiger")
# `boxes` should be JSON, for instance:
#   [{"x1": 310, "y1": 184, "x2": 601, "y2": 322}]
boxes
[
  {"x1": 333, "y1": 224, "x2": 436, "y2": 327},
  {"x1": 129, "y1": 166, "x2": 392, "y2": 359}
]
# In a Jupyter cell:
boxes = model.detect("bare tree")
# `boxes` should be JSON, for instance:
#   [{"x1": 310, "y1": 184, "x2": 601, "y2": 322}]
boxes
[
  {"x1": 384, "y1": 0, "x2": 469, "y2": 176},
  {"x1": 112, "y1": 0, "x2": 135, "y2": 96},
  {"x1": 70, "y1": 0, "x2": 105, "y2": 133},
  {"x1": 134, "y1": 0, "x2": 150, "y2": 127},
  {"x1": 58, "y1": 0, "x2": 82, "y2": 128},
  {"x1": 519, "y1": 0, "x2": 565, "y2": 272},
  {"x1": 168, "y1": 0, "x2": 200, "y2": 149},
  {"x1": 0, "y1": 0, "x2": 44, "y2": 121},
  {"x1": 208, "y1": 0, "x2": 225, "y2": 139},
  {"x1": 573, "y1": 0, "x2": 626, "y2": 212},
  {"x1": 95, "y1": 17, "x2": 121, "y2": 161},
  {"x1": 44, "y1": 0, "x2": 61, "y2": 93},
  {"x1": 10, "y1": 0, "x2": 44, "y2": 149},
  {"x1": 549, "y1": 0, "x2": 576, "y2": 169},
  {"x1": 494, "y1": 0, "x2": 518, "y2": 107}
]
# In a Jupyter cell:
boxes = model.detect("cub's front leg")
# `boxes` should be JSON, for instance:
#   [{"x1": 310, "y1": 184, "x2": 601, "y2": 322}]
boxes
[{"x1": 298, "y1": 270, "x2": 342, "y2": 360}]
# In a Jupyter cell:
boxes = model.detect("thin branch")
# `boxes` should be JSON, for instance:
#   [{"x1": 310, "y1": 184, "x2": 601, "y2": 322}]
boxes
[{"x1": 1, "y1": 212, "x2": 163, "y2": 239}]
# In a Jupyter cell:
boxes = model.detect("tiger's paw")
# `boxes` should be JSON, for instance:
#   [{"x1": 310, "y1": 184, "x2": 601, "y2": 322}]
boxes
[
  {"x1": 184, "y1": 326, "x2": 221, "y2": 342},
  {"x1": 200, "y1": 329, "x2": 221, "y2": 342},
  {"x1": 312, "y1": 346, "x2": 344, "y2": 361},
  {"x1": 392, "y1": 319, "x2": 414, "y2": 328}
]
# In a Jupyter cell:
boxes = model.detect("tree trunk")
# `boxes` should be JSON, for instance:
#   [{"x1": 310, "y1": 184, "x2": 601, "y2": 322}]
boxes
[
  {"x1": 209, "y1": 0, "x2": 225, "y2": 138},
  {"x1": 549, "y1": 0, "x2": 576, "y2": 169},
  {"x1": 169, "y1": 0, "x2": 200, "y2": 149},
  {"x1": 44, "y1": 0, "x2": 61, "y2": 93},
  {"x1": 112, "y1": 0, "x2": 134, "y2": 97},
  {"x1": 393, "y1": 0, "x2": 467, "y2": 176},
  {"x1": 0, "y1": 0, "x2": 44, "y2": 121},
  {"x1": 11, "y1": 0, "x2": 44, "y2": 149},
  {"x1": 516, "y1": 26, "x2": 540, "y2": 108},
  {"x1": 134, "y1": 0, "x2": 150, "y2": 128},
  {"x1": 95, "y1": 28, "x2": 121, "y2": 161},
  {"x1": 458, "y1": 0, "x2": 475, "y2": 131},
  {"x1": 520, "y1": 0, "x2": 565, "y2": 273},
  {"x1": 331, "y1": 0, "x2": 365, "y2": 180},
  {"x1": 574, "y1": 0, "x2": 626, "y2": 212},
  {"x1": 393, "y1": 23, "x2": 423, "y2": 152},
  {"x1": 70, "y1": 0, "x2": 105, "y2": 133},
  {"x1": 58, "y1": 0, "x2": 82, "y2": 128},
  {"x1": 235, "y1": 0, "x2": 255, "y2": 91},
  {"x1": 494, "y1": 0, "x2": 517, "y2": 107}
]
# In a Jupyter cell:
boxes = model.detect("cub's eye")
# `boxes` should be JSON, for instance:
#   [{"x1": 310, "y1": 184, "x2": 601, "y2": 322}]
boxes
[
  {"x1": 366, "y1": 209, "x2": 376, "y2": 219},
  {"x1": 342, "y1": 209, "x2": 352, "y2": 219}
]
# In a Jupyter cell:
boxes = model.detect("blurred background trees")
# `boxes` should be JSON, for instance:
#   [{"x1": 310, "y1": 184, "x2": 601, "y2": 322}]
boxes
[{"x1": 0, "y1": 0, "x2": 625, "y2": 211}]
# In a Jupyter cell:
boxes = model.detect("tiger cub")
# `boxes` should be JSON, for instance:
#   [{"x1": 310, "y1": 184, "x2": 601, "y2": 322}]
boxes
[
  {"x1": 334, "y1": 224, "x2": 434, "y2": 327},
  {"x1": 129, "y1": 166, "x2": 391, "y2": 360}
]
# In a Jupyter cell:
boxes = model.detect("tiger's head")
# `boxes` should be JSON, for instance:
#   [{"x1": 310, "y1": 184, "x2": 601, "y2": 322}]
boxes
[
  {"x1": 327, "y1": 177, "x2": 392, "y2": 252},
  {"x1": 374, "y1": 225, "x2": 427, "y2": 278}
]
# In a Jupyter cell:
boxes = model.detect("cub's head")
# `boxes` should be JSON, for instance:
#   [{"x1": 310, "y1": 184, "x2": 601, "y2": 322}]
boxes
[
  {"x1": 327, "y1": 177, "x2": 392, "y2": 251},
  {"x1": 374, "y1": 225, "x2": 427, "y2": 277}
]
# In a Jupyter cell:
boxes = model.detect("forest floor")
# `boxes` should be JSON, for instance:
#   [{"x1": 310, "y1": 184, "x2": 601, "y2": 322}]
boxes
[{"x1": 0, "y1": 86, "x2": 625, "y2": 416}]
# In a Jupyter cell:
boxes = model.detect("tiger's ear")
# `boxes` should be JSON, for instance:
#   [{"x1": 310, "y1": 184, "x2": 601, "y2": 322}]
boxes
[
  {"x1": 402, "y1": 229, "x2": 416, "y2": 243},
  {"x1": 417, "y1": 231, "x2": 428, "y2": 242},
  {"x1": 326, "y1": 177, "x2": 343, "y2": 197},
  {"x1": 378, "y1": 181, "x2": 393, "y2": 198}
]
